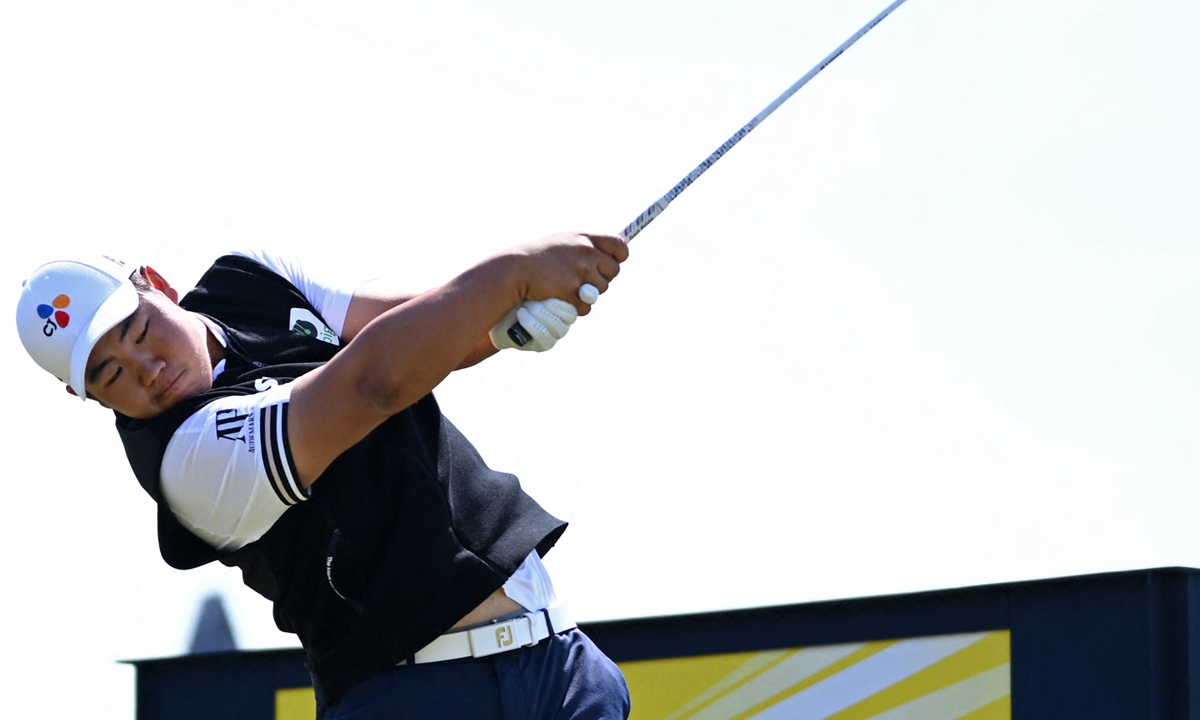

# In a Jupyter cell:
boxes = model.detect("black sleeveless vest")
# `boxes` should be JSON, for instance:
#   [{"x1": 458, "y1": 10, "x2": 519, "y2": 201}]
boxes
[{"x1": 115, "y1": 256, "x2": 567, "y2": 699}]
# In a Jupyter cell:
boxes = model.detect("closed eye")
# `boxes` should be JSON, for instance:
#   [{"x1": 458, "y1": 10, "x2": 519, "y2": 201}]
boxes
[
  {"x1": 135, "y1": 318, "x2": 149, "y2": 344},
  {"x1": 106, "y1": 366, "x2": 123, "y2": 388}
]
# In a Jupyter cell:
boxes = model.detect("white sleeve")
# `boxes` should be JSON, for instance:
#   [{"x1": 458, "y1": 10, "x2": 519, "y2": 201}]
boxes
[
  {"x1": 160, "y1": 382, "x2": 306, "y2": 552},
  {"x1": 231, "y1": 248, "x2": 362, "y2": 339}
]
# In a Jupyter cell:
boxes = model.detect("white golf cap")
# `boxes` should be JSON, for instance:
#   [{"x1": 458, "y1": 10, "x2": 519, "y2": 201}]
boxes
[{"x1": 15, "y1": 255, "x2": 140, "y2": 400}]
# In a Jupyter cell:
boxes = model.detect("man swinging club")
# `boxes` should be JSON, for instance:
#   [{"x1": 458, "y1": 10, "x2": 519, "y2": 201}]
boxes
[
  {"x1": 15, "y1": 233, "x2": 631, "y2": 719},
  {"x1": 14, "y1": 0, "x2": 920, "y2": 712}
]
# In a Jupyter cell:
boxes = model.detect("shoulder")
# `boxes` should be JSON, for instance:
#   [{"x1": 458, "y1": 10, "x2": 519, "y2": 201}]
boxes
[
  {"x1": 190, "y1": 250, "x2": 356, "y2": 342},
  {"x1": 162, "y1": 381, "x2": 307, "y2": 550}
]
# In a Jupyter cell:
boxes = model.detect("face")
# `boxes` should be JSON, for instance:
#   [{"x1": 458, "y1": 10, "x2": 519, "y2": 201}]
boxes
[{"x1": 84, "y1": 288, "x2": 216, "y2": 419}]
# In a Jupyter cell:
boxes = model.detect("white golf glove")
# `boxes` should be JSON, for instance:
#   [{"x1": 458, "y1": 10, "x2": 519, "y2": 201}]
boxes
[{"x1": 489, "y1": 298, "x2": 579, "y2": 352}]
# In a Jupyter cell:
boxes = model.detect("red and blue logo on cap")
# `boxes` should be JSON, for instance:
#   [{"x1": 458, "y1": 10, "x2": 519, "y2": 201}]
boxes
[{"x1": 36, "y1": 294, "x2": 71, "y2": 336}]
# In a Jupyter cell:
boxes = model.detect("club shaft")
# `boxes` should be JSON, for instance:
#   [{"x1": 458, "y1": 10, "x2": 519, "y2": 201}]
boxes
[
  {"x1": 507, "y1": 0, "x2": 910, "y2": 346},
  {"x1": 619, "y1": 0, "x2": 911, "y2": 242}
]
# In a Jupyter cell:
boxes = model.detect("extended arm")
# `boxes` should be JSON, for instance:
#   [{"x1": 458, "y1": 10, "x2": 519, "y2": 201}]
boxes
[
  {"x1": 286, "y1": 233, "x2": 627, "y2": 487},
  {"x1": 340, "y1": 282, "x2": 499, "y2": 369}
]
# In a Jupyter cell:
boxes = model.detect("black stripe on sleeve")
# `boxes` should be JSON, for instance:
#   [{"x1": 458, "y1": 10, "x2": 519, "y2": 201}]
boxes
[
  {"x1": 260, "y1": 403, "x2": 305, "y2": 506},
  {"x1": 276, "y1": 402, "x2": 304, "y2": 501}
]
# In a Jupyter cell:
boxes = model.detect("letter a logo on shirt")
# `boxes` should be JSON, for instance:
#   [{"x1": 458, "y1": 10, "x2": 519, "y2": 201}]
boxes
[{"x1": 216, "y1": 408, "x2": 250, "y2": 443}]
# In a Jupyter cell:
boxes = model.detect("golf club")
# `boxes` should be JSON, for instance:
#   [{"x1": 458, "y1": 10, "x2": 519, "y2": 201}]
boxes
[{"x1": 508, "y1": 0, "x2": 912, "y2": 346}]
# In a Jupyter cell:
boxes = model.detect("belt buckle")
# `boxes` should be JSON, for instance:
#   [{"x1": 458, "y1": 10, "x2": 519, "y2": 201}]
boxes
[{"x1": 468, "y1": 614, "x2": 535, "y2": 658}]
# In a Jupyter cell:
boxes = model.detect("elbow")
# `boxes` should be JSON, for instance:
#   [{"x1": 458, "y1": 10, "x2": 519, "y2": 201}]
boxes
[{"x1": 356, "y1": 373, "x2": 416, "y2": 420}]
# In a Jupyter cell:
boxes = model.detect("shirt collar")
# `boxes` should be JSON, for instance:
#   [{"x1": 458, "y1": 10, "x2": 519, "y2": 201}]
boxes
[{"x1": 196, "y1": 314, "x2": 229, "y2": 380}]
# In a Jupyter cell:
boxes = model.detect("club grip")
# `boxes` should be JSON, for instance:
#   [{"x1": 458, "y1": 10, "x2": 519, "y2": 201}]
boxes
[
  {"x1": 505, "y1": 283, "x2": 598, "y2": 347},
  {"x1": 507, "y1": 322, "x2": 534, "y2": 347}
]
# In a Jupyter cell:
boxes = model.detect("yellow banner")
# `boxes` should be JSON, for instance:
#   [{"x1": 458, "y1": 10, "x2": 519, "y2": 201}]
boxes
[
  {"x1": 622, "y1": 631, "x2": 1011, "y2": 720},
  {"x1": 275, "y1": 630, "x2": 1010, "y2": 720}
]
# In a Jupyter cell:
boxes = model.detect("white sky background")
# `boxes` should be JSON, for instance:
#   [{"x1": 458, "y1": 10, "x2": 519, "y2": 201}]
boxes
[{"x1": 1, "y1": 0, "x2": 1198, "y2": 716}]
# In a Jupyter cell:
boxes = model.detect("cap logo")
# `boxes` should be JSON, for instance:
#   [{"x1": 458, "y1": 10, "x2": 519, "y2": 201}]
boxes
[{"x1": 36, "y1": 294, "x2": 71, "y2": 336}]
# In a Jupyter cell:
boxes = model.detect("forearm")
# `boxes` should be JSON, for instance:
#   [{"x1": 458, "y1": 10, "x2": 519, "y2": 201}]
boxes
[
  {"x1": 340, "y1": 281, "x2": 418, "y2": 342},
  {"x1": 338, "y1": 255, "x2": 524, "y2": 414},
  {"x1": 458, "y1": 336, "x2": 501, "y2": 369},
  {"x1": 284, "y1": 232, "x2": 626, "y2": 486},
  {"x1": 343, "y1": 281, "x2": 498, "y2": 370}
]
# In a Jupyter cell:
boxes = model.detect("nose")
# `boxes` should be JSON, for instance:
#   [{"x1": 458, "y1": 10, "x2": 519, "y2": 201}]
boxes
[{"x1": 132, "y1": 349, "x2": 165, "y2": 386}]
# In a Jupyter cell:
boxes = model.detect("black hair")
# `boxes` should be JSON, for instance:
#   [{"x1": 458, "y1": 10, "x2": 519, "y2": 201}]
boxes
[{"x1": 129, "y1": 269, "x2": 152, "y2": 293}]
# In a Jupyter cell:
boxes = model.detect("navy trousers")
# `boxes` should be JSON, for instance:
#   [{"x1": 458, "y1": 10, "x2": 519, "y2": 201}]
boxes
[{"x1": 316, "y1": 629, "x2": 630, "y2": 719}]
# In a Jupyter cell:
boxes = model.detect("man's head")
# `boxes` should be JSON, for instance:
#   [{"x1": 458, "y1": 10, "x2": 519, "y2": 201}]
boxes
[
  {"x1": 16, "y1": 255, "x2": 142, "y2": 401},
  {"x1": 16, "y1": 257, "x2": 217, "y2": 418}
]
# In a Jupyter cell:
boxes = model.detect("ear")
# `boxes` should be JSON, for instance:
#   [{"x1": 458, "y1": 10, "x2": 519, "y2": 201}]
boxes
[{"x1": 141, "y1": 265, "x2": 180, "y2": 303}]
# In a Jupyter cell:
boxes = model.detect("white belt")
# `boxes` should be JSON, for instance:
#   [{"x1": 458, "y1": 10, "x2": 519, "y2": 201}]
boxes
[{"x1": 403, "y1": 606, "x2": 576, "y2": 665}]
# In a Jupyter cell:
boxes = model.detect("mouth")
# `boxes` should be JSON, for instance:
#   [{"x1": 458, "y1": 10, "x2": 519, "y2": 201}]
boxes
[{"x1": 157, "y1": 368, "x2": 185, "y2": 406}]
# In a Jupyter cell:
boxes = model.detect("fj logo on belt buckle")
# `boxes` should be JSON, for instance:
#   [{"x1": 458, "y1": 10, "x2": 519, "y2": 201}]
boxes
[{"x1": 469, "y1": 615, "x2": 535, "y2": 658}]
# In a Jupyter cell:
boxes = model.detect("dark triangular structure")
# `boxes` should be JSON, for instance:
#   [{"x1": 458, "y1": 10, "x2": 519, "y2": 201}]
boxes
[{"x1": 188, "y1": 593, "x2": 237, "y2": 654}]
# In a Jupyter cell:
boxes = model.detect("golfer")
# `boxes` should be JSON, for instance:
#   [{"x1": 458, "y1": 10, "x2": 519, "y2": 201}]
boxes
[{"x1": 16, "y1": 233, "x2": 630, "y2": 719}]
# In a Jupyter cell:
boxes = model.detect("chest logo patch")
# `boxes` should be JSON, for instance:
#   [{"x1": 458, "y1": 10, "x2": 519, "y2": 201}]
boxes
[{"x1": 289, "y1": 308, "x2": 339, "y2": 346}]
